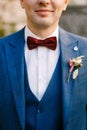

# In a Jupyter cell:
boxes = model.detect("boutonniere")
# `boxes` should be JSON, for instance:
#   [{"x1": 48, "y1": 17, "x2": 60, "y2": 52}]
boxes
[{"x1": 67, "y1": 55, "x2": 84, "y2": 82}]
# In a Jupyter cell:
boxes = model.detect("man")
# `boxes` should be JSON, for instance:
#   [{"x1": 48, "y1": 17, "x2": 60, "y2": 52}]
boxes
[{"x1": 0, "y1": 0, "x2": 87, "y2": 130}]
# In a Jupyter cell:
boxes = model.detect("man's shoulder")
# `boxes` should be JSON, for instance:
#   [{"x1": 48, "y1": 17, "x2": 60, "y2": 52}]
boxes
[
  {"x1": 59, "y1": 27, "x2": 87, "y2": 42},
  {"x1": 0, "y1": 27, "x2": 25, "y2": 44}
]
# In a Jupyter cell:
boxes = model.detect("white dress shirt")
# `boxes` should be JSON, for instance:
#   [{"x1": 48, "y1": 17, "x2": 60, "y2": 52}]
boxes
[{"x1": 24, "y1": 26, "x2": 60, "y2": 100}]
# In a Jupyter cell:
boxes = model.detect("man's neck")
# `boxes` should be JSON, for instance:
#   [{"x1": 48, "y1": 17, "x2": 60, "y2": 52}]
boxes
[{"x1": 27, "y1": 24, "x2": 58, "y2": 39}]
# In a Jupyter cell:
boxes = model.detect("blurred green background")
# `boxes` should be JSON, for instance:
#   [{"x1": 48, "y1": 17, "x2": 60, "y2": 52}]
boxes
[{"x1": 0, "y1": 0, "x2": 87, "y2": 37}]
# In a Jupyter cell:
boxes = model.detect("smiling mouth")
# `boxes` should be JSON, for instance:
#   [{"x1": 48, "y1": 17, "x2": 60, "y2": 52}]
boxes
[
  {"x1": 35, "y1": 9, "x2": 54, "y2": 12},
  {"x1": 35, "y1": 9, "x2": 54, "y2": 16},
  {"x1": 36, "y1": 9, "x2": 53, "y2": 11}
]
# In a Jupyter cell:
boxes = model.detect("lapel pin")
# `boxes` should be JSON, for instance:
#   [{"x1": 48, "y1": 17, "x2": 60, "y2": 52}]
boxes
[{"x1": 74, "y1": 46, "x2": 78, "y2": 51}]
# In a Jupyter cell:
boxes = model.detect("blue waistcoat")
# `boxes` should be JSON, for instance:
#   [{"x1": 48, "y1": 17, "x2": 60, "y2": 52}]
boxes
[{"x1": 24, "y1": 56, "x2": 63, "y2": 130}]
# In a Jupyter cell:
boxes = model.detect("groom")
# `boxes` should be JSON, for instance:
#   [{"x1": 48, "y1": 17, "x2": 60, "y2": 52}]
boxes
[{"x1": 0, "y1": 0, "x2": 87, "y2": 130}]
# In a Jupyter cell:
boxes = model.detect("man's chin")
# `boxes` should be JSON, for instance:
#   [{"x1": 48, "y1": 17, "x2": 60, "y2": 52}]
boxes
[{"x1": 36, "y1": 21, "x2": 52, "y2": 28}]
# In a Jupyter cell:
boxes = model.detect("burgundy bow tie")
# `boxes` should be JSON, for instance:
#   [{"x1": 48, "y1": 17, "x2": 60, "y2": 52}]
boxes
[{"x1": 27, "y1": 36, "x2": 57, "y2": 50}]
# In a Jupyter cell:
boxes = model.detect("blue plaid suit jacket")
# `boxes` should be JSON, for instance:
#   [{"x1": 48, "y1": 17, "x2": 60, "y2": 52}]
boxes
[{"x1": 0, "y1": 27, "x2": 87, "y2": 130}]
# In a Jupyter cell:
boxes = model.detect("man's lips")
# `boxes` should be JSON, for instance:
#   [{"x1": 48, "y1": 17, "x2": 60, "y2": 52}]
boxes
[
  {"x1": 35, "y1": 9, "x2": 54, "y2": 16},
  {"x1": 35, "y1": 9, "x2": 53, "y2": 12}
]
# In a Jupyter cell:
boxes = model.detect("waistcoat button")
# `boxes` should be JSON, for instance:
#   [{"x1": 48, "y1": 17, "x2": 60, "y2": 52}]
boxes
[{"x1": 37, "y1": 109, "x2": 40, "y2": 113}]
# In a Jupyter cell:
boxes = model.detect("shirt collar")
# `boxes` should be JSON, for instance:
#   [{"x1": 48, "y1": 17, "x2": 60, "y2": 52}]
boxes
[{"x1": 24, "y1": 25, "x2": 59, "y2": 43}]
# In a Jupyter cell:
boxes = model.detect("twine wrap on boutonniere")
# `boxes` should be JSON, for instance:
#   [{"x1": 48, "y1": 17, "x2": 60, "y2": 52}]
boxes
[{"x1": 67, "y1": 55, "x2": 84, "y2": 82}]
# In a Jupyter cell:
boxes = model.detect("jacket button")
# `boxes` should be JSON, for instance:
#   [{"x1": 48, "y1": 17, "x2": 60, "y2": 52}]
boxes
[{"x1": 37, "y1": 109, "x2": 40, "y2": 113}]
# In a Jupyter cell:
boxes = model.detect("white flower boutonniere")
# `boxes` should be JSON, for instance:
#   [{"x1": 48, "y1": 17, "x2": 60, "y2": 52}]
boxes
[{"x1": 67, "y1": 55, "x2": 84, "y2": 82}]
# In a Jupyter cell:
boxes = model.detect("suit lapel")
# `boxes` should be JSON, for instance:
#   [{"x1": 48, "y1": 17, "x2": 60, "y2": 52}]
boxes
[
  {"x1": 59, "y1": 28, "x2": 82, "y2": 128},
  {"x1": 4, "y1": 28, "x2": 25, "y2": 130}
]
